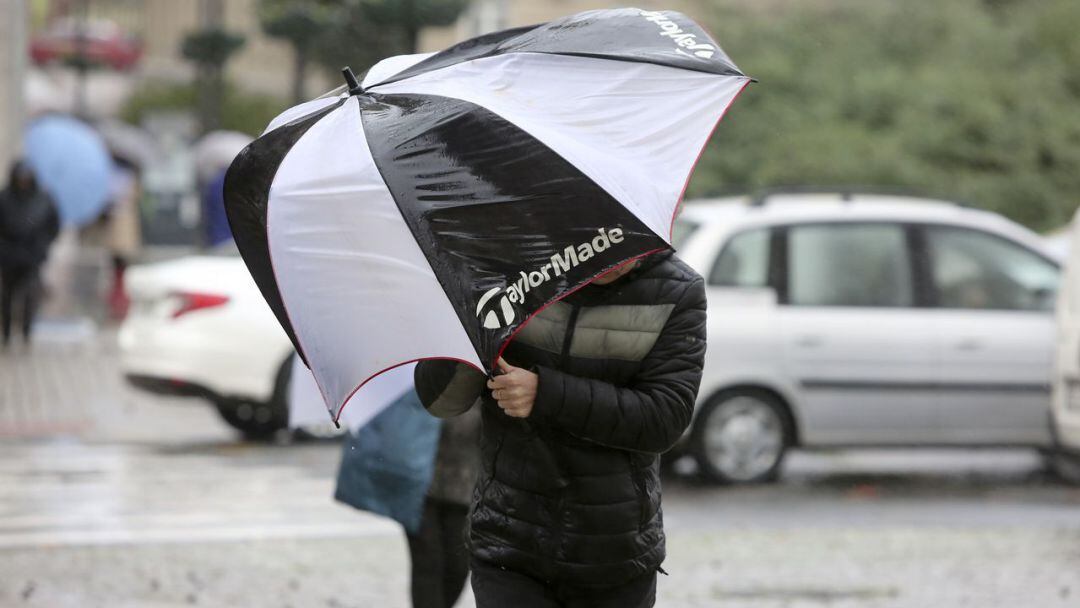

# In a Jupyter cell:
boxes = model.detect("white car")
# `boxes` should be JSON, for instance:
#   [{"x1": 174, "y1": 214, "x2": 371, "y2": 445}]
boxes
[
  {"x1": 673, "y1": 191, "x2": 1069, "y2": 483},
  {"x1": 118, "y1": 249, "x2": 295, "y2": 438},
  {"x1": 1051, "y1": 209, "x2": 1080, "y2": 481}
]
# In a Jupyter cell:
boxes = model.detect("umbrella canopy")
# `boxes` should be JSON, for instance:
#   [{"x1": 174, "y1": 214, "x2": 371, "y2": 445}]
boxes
[
  {"x1": 23, "y1": 114, "x2": 114, "y2": 226},
  {"x1": 225, "y1": 8, "x2": 750, "y2": 421},
  {"x1": 289, "y1": 355, "x2": 416, "y2": 432},
  {"x1": 194, "y1": 131, "x2": 253, "y2": 183},
  {"x1": 96, "y1": 119, "x2": 160, "y2": 168}
]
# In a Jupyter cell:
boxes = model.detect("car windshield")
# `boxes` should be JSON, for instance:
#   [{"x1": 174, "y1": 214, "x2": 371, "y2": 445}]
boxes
[{"x1": 671, "y1": 218, "x2": 700, "y2": 250}]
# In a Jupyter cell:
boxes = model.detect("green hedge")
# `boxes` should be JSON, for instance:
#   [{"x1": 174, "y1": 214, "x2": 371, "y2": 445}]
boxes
[
  {"x1": 693, "y1": 0, "x2": 1080, "y2": 231},
  {"x1": 121, "y1": 81, "x2": 287, "y2": 138}
]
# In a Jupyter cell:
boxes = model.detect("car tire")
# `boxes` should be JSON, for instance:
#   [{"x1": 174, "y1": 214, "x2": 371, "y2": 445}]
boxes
[
  {"x1": 1046, "y1": 412, "x2": 1080, "y2": 486},
  {"x1": 291, "y1": 424, "x2": 347, "y2": 442},
  {"x1": 213, "y1": 359, "x2": 292, "y2": 441},
  {"x1": 1050, "y1": 452, "x2": 1080, "y2": 485},
  {"x1": 214, "y1": 397, "x2": 288, "y2": 441},
  {"x1": 691, "y1": 389, "x2": 791, "y2": 484}
]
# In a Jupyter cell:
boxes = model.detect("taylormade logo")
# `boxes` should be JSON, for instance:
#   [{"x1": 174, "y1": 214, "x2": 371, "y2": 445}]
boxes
[
  {"x1": 476, "y1": 228, "x2": 626, "y2": 329},
  {"x1": 639, "y1": 10, "x2": 716, "y2": 60}
]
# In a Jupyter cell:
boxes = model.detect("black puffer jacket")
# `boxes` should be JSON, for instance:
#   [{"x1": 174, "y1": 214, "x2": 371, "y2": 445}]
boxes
[
  {"x1": 415, "y1": 252, "x2": 706, "y2": 587},
  {"x1": 0, "y1": 162, "x2": 60, "y2": 270}
]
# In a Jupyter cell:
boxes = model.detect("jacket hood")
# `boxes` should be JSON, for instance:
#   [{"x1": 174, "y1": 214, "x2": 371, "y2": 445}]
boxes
[{"x1": 7, "y1": 160, "x2": 39, "y2": 198}]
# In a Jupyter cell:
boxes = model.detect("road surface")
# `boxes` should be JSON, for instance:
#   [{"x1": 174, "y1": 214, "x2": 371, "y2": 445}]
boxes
[{"x1": 1, "y1": 329, "x2": 1078, "y2": 607}]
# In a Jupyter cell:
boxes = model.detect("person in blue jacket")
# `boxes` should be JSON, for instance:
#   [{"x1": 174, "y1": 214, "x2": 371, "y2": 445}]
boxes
[{"x1": 335, "y1": 389, "x2": 481, "y2": 608}]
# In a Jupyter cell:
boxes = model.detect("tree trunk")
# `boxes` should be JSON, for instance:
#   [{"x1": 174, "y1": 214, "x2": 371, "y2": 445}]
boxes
[
  {"x1": 406, "y1": 25, "x2": 419, "y2": 54},
  {"x1": 292, "y1": 43, "x2": 308, "y2": 104},
  {"x1": 404, "y1": 0, "x2": 418, "y2": 53},
  {"x1": 198, "y1": 64, "x2": 223, "y2": 134},
  {"x1": 197, "y1": 0, "x2": 226, "y2": 134}
]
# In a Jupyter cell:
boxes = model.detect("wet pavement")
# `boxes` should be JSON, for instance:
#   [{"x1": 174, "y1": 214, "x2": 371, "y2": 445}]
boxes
[{"x1": 1, "y1": 328, "x2": 1080, "y2": 607}]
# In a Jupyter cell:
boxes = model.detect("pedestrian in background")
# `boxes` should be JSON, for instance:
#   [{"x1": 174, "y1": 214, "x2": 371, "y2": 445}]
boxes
[
  {"x1": 104, "y1": 158, "x2": 143, "y2": 319},
  {"x1": 334, "y1": 389, "x2": 481, "y2": 608},
  {"x1": 0, "y1": 160, "x2": 60, "y2": 350},
  {"x1": 407, "y1": 402, "x2": 481, "y2": 608}
]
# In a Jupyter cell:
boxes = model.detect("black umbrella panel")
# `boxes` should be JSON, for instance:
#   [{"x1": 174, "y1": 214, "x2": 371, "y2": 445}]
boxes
[{"x1": 224, "y1": 8, "x2": 750, "y2": 420}]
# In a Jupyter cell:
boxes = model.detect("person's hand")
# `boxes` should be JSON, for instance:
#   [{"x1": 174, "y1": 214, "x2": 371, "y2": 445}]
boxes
[{"x1": 487, "y1": 358, "x2": 538, "y2": 418}]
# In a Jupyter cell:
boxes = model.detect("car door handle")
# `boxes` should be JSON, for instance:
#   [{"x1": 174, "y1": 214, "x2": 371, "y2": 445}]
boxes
[
  {"x1": 955, "y1": 338, "x2": 983, "y2": 351},
  {"x1": 795, "y1": 335, "x2": 823, "y2": 348}
]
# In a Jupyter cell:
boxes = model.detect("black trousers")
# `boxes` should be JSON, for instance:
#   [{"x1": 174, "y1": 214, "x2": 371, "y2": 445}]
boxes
[
  {"x1": 0, "y1": 265, "x2": 40, "y2": 345},
  {"x1": 471, "y1": 558, "x2": 657, "y2": 608},
  {"x1": 405, "y1": 498, "x2": 471, "y2": 608}
]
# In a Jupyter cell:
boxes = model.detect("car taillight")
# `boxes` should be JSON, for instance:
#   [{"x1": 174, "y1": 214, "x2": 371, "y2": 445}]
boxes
[{"x1": 170, "y1": 291, "x2": 230, "y2": 319}]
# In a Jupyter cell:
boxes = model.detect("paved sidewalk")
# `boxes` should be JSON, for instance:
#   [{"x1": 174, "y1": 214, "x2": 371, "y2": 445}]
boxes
[
  {"x1": 1, "y1": 321, "x2": 115, "y2": 438},
  {"x1": 0, "y1": 320, "x2": 232, "y2": 444}
]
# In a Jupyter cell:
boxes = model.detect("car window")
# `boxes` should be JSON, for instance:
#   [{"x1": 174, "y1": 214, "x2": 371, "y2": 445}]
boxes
[
  {"x1": 788, "y1": 223, "x2": 913, "y2": 307},
  {"x1": 926, "y1": 226, "x2": 1058, "y2": 311},
  {"x1": 671, "y1": 218, "x2": 700, "y2": 250},
  {"x1": 709, "y1": 228, "x2": 769, "y2": 287}
]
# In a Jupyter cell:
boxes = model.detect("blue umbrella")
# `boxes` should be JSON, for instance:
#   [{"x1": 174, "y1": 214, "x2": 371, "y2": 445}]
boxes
[{"x1": 23, "y1": 114, "x2": 114, "y2": 226}]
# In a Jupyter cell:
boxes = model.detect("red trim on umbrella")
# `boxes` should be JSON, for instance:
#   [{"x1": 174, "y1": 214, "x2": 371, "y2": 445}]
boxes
[
  {"x1": 668, "y1": 78, "x2": 751, "y2": 242},
  {"x1": 492, "y1": 247, "x2": 668, "y2": 370},
  {"x1": 335, "y1": 247, "x2": 670, "y2": 423},
  {"x1": 494, "y1": 77, "x2": 752, "y2": 371},
  {"x1": 334, "y1": 356, "x2": 484, "y2": 423}
]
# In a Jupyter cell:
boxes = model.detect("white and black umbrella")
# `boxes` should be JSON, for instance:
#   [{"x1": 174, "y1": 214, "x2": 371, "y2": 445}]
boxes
[{"x1": 225, "y1": 8, "x2": 750, "y2": 422}]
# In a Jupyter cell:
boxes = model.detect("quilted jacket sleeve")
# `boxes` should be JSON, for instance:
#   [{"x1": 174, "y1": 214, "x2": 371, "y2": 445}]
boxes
[
  {"x1": 531, "y1": 277, "x2": 707, "y2": 454},
  {"x1": 414, "y1": 359, "x2": 486, "y2": 418}
]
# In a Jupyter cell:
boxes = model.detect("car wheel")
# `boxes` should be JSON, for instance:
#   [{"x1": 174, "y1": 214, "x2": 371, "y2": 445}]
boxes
[
  {"x1": 274, "y1": 354, "x2": 348, "y2": 442},
  {"x1": 214, "y1": 397, "x2": 288, "y2": 440},
  {"x1": 291, "y1": 423, "x2": 347, "y2": 442},
  {"x1": 214, "y1": 357, "x2": 293, "y2": 440},
  {"x1": 1049, "y1": 451, "x2": 1080, "y2": 486},
  {"x1": 1046, "y1": 411, "x2": 1080, "y2": 486},
  {"x1": 691, "y1": 390, "x2": 791, "y2": 484}
]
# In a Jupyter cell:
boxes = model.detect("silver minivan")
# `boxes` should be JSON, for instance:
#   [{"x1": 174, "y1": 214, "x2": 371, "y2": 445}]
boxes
[
  {"x1": 674, "y1": 192, "x2": 1073, "y2": 483},
  {"x1": 1050, "y1": 209, "x2": 1080, "y2": 481}
]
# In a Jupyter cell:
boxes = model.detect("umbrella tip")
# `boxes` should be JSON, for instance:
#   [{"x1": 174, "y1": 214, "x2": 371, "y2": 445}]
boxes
[{"x1": 342, "y1": 67, "x2": 364, "y2": 96}]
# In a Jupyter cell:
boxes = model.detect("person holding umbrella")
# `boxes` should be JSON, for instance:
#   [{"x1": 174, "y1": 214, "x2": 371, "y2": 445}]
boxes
[
  {"x1": 0, "y1": 160, "x2": 60, "y2": 350},
  {"x1": 415, "y1": 251, "x2": 706, "y2": 607}
]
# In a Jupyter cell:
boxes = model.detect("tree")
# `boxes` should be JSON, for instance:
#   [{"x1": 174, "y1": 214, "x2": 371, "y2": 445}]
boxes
[
  {"x1": 356, "y1": 0, "x2": 468, "y2": 54},
  {"x1": 305, "y1": 0, "x2": 467, "y2": 87},
  {"x1": 311, "y1": 2, "x2": 405, "y2": 79},
  {"x1": 256, "y1": 0, "x2": 467, "y2": 97},
  {"x1": 259, "y1": 0, "x2": 342, "y2": 103},
  {"x1": 181, "y1": 27, "x2": 246, "y2": 133},
  {"x1": 691, "y1": 0, "x2": 1080, "y2": 231}
]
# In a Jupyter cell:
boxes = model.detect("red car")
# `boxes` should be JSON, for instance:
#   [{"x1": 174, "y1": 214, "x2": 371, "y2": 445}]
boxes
[{"x1": 30, "y1": 18, "x2": 142, "y2": 71}]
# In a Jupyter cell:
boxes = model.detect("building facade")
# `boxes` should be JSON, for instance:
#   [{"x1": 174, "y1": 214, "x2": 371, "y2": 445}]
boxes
[
  {"x1": 32, "y1": 0, "x2": 332, "y2": 99},
  {"x1": 2, "y1": 0, "x2": 29, "y2": 172}
]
